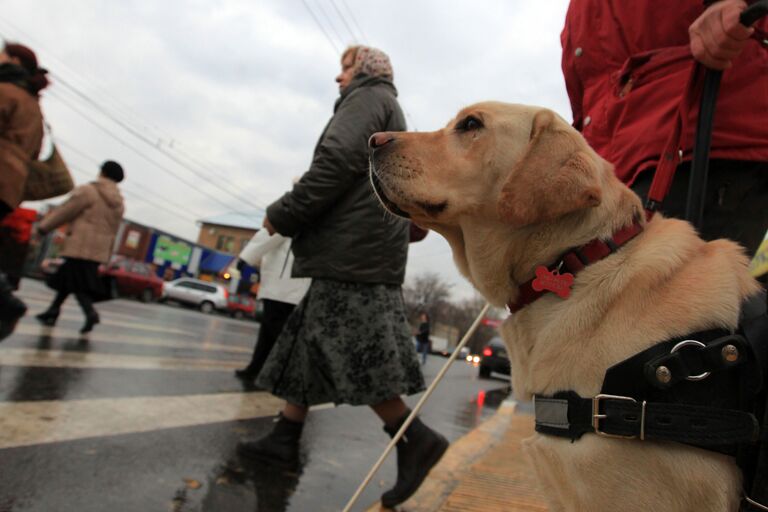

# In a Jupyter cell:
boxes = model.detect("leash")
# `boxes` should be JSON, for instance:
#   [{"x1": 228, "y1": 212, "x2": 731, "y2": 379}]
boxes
[
  {"x1": 645, "y1": 0, "x2": 768, "y2": 225},
  {"x1": 342, "y1": 302, "x2": 491, "y2": 512},
  {"x1": 685, "y1": 0, "x2": 768, "y2": 228}
]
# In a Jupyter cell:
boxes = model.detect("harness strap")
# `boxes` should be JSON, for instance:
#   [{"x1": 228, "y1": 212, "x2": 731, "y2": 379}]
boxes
[
  {"x1": 740, "y1": 291, "x2": 768, "y2": 510},
  {"x1": 534, "y1": 391, "x2": 759, "y2": 445},
  {"x1": 603, "y1": 328, "x2": 747, "y2": 395}
]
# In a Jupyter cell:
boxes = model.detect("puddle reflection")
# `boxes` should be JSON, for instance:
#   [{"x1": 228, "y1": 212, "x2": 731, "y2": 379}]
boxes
[
  {"x1": 201, "y1": 459, "x2": 303, "y2": 512},
  {"x1": 2, "y1": 334, "x2": 90, "y2": 402}
]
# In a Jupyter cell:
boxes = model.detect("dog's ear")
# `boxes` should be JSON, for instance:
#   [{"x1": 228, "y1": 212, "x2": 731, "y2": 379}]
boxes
[{"x1": 498, "y1": 110, "x2": 603, "y2": 227}]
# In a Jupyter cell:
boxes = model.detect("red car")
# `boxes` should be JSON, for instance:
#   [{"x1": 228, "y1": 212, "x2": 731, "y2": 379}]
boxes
[
  {"x1": 42, "y1": 257, "x2": 164, "y2": 302},
  {"x1": 101, "y1": 258, "x2": 164, "y2": 302},
  {"x1": 227, "y1": 294, "x2": 258, "y2": 320}
]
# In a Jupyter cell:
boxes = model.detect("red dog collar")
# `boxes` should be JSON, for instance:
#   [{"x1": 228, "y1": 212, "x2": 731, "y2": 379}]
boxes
[{"x1": 508, "y1": 220, "x2": 644, "y2": 313}]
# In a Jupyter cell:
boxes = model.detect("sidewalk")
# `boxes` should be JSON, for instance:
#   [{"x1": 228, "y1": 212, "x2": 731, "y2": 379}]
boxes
[{"x1": 367, "y1": 402, "x2": 549, "y2": 511}]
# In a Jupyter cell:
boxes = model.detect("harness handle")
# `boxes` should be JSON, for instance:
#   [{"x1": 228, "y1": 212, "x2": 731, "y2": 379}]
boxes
[{"x1": 645, "y1": 0, "x2": 768, "y2": 224}]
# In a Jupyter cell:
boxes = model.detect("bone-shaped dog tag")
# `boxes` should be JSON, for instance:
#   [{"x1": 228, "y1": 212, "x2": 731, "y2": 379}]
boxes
[{"x1": 531, "y1": 266, "x2": 574, "y2": 299}]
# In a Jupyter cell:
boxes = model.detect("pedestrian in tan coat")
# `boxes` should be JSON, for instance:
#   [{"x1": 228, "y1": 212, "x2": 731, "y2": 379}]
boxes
[
  {"x1": 0, "y1": 42, "x2": 49, "y2": 341},
  {"x1": 36, "y1": 161, "x2": 125, "y2": 334}
]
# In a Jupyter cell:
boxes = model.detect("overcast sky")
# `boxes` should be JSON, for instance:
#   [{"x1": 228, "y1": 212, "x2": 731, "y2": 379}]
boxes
[{"x1": 3, "y1": 0, "x2": 572, "y2": 300}]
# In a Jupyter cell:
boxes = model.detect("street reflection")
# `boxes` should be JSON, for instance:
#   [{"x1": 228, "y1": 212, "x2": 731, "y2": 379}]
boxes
[
  {"x1": 453, "y1": 385, "x2": 511, "y2": 430},
  {"x1": 201, "y1": 459, "x2": 303, "y2": 512},
  {"x1": 3, "y1": 334, "x2": 89, "y2": 402}
]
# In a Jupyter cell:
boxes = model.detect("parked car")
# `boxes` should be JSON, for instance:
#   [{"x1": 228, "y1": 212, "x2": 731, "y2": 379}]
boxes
[
  {"x1": 40, "y1": 256, "x2": 163, "y2": 302},
  {"x1": 227, "y1": 294, "x2": 257, "y2": 320},
  {"x1": 102, "y1": 258, "x2": 164, "y2": 302},
  {"x1": 478, "y1": 336, "x2": 510, "y2": 378},
  {"x1": 161, "y1": 278, "x2": 228, "y2": 313}
]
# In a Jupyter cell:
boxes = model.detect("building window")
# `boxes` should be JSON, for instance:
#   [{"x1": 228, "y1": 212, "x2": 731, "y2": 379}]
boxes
[{"x1": 216, "y1": 235, "x2": 235, "y2": 253}]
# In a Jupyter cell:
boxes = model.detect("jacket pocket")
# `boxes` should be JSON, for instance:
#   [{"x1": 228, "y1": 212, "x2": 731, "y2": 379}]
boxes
[{"x1": 612, "y1": 45, "x2": 692, "y2": 97}]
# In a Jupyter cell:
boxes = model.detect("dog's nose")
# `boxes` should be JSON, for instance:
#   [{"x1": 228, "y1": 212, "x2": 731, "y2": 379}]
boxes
[{"x1": 369, "y1": 132, "x2": 395, "y2": 149}]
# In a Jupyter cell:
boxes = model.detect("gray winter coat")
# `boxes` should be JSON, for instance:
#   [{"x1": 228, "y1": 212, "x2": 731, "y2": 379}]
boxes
[{"x1": 266, "y1": 75, "x2": 408, "y2": 285}]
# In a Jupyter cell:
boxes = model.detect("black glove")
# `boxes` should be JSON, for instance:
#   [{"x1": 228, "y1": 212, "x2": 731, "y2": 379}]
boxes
[{"x1": 236, "y1": 259, "x2": 247, "y2": 272}]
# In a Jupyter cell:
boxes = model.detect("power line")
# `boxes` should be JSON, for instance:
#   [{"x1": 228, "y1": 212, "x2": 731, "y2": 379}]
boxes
[
  {"x1": 48, "y1": 88, "x2": 238, "y2": 212},
  {"x1": 51, "y1": 73, "x2": 266, "y2": 211},
  {"x1": 0, "y1": 21, "x2": 169, "y2": 146},
  {"x1": 338, "y1": 0, "x2": 369, "y2": 44},
  {"x1": 66, "y1": 164, "x2": 200, "y2": 224},
  {"x1": 329, "y1": 0, "x2": 361, "y2": 43},
  {"x1": 0, "y1": 21, "x2": 269, "y2": 211},
  {"x1": 300, "y1": 0, "x2": 341, "y2": 54},
  {"x1": 313, "y1": 0, "x2": 348, "y2": 48},
  {"x1": 57, "y1": 139, "x2": 207, "y2": 221}
]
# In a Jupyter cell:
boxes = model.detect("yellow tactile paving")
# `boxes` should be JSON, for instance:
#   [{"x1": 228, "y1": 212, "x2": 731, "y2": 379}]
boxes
[{"x1": 440, "y1": 413, "x2": 548, "y2": 512}]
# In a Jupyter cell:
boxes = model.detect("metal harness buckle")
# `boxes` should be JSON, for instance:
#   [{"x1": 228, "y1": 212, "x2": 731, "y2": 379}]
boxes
[{"x1": 592, "y1": 394, "x2": 644, "y2": 440}]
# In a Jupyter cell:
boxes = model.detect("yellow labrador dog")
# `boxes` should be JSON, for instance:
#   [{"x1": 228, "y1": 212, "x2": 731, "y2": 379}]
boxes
[{"x1": 368, "y1": 102, "x2": 761, "y2": 511}]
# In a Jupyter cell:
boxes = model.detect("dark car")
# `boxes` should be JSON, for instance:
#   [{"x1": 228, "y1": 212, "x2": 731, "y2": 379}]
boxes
[{"x1": 478, "y1": 336, "x2": 510, "y2": 378}]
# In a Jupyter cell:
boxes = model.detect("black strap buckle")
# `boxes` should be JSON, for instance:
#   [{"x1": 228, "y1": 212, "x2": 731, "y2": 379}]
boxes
[{"x1": 592, "y1": 394, "x2": 644, "y2": 440}]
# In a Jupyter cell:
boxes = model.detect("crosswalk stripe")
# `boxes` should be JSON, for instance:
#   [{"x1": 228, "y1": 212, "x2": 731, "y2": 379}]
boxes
[
  {"x1": 0, "y1": 392, "x2": 285, "y2": 449},
  {"x1": 0, "y1": 348, "x2": 246, "y2": 371},
  {"x1": 11, "y1": 325, "x2": 254, "y2": 354}
]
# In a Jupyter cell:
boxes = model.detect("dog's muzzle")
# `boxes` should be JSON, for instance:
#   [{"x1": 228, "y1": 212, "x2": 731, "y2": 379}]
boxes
[{"x1": 368, "y1": 133, "x2": 411, "y2": 219}]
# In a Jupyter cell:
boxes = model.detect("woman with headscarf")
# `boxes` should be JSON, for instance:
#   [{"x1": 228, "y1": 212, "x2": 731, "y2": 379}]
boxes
[
  {"x1": 0, "y1": 42, "x2": 48, "y2": 340},
  {"x1": 237, "y1": 46, "x2": 448, "y2": 508}
]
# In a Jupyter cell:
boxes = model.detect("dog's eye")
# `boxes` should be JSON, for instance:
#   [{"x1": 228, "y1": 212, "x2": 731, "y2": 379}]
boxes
[{"x1": 456, "y1": 115, "x2": 483, "y2": 132}]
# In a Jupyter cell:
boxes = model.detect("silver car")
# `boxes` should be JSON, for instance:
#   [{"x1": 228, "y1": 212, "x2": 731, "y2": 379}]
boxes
[{"x1": 161, "y1": 278, "x2": 228, "y2": 313}]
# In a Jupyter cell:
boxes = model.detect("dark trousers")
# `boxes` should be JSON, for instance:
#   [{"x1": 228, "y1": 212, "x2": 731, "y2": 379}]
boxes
[
  {"x1": 0, "y1": 201, "x2": 24, "y2": 321},
  {"x1": 0, "y1": 201, "x2": 11, "y2": 222},
  {"x1": 631, "y1": 160, "x2": 768, "y2": 256},
  {"x1": 243, "y1": 299, "x2": 296, "y2": 376},
  {"x1": 48, "y1": 291, "x2": 96, "y2": 317}
]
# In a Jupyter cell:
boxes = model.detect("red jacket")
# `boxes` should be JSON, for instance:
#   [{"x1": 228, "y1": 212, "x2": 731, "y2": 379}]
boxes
[{"x1": 561, "y1": 0, "x2": 768, "y2": 185}]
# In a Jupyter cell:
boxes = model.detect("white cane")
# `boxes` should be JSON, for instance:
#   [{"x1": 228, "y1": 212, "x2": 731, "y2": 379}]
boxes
[{"x1": 342, "y1": 302, "x2": 491, "y2": 512}]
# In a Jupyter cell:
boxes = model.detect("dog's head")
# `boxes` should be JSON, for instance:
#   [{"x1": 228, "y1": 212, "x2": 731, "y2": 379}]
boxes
[{"x1": 369, "y1": 102, "x2": 639, "y2": 304}]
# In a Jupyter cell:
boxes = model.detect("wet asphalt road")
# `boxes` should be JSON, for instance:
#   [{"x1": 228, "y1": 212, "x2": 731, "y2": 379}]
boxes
[{"x1": 0, "y1": 279, "x2": 512, "y2": 512}]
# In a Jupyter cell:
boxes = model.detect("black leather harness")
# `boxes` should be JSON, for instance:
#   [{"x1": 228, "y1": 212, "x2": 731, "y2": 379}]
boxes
[{"x1": 534, "y1": 290, "x2": 768, "y2": 511}]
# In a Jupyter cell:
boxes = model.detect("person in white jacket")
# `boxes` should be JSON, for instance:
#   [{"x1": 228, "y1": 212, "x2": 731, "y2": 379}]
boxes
[{"x1": 233, "y1": 228, "x2": 310, "y2": 384}]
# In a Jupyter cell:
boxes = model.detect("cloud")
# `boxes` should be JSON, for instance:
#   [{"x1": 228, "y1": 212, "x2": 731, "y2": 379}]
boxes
[{"x1": 3, "y1": 0, "x2": 571, "y2": 301}]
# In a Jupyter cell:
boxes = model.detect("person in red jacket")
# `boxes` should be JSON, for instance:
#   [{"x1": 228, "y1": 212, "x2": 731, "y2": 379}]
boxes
[{"x1": 561, "y1": 0, "x2": 768, "y2": 254}]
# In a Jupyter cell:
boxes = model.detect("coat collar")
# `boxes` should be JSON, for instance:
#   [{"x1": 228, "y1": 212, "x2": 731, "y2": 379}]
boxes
[{"x1": 334, "y1": 74, "x2": 397, "y2": 112}]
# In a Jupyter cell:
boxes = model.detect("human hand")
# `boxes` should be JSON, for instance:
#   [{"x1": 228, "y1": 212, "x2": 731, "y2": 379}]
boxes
[
  {"x1": 262, "y1": 216, "x2": 276, "y2": 235},
  {"x1": 690, "y1": 0, "x2": 754, "y2": 70}
]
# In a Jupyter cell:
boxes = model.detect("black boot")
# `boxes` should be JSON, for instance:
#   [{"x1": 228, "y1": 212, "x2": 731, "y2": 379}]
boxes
[
  {"x1": 237, "y1": 414, "x2": 303, "y2": 468},
  {"x1": 234, "y1": 368, "x2": 256, "y2": 381},
  {"x1": 35, "y1": 308, "x2": 60, "y2": 327},
  {"x1": 79, "y1": 312, "x2": 100, "y2": 334},
  {"x1": 76, "y1": 293, "x2": 99, "y2": 334},
  {"x1": 381, "y1": 414, "x2": 449, "y2": 508},
  {"x1": 0, "y1": 272, "x2": 26, "y2": 341}
]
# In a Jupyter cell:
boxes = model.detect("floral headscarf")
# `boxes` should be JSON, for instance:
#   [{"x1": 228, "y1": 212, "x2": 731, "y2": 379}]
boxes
[{"x1": 353, "y1": 46, "x2": 393, "y2": 81}]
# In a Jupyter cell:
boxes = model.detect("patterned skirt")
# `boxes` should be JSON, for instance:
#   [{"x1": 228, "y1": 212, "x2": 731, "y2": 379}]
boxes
[{"x1": 256, "y1": 279, "x2": 425, "y2": 407}]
